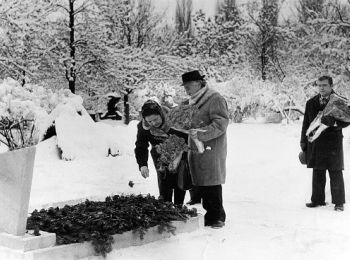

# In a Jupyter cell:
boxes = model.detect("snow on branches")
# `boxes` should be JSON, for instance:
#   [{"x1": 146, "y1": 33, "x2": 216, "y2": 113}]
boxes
[{"x1": 0, "y1": 78, "x2": 48, "y2": 150}]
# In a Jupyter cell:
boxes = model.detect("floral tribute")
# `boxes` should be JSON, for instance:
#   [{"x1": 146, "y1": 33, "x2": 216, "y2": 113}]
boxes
[
  {"x1": 155, "y1": 134, "x2": 188, "y2": 172},
  {"x1": 168, "y1": 104, "x2": 205, "y2": 153},
  {"x1": 27, "y1": 194, "x2": 197, "y2": 257},
  {"x1": 168, "y1": 104, "x2": 199, "y2": 130}
]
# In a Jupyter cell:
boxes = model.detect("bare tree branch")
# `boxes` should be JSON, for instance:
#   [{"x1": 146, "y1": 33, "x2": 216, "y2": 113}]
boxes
[{"x1": 56, "y1": 4, "x2": 69, "y2": 13}]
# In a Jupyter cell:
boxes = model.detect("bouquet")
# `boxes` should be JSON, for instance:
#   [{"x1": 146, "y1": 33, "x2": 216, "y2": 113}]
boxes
[
  {"x1": 306, "y1": 93, "x2": 350, "y2": 142},
  {"x1": 155, "y1": 135, "x2": 189, "y2": 172},
  {"x1": 168, "y1": 104, "x2": 206, "y2": 153}
]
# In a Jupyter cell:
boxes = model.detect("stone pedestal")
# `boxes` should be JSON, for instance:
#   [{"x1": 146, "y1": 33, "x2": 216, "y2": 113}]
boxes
[
  {"x1": 0, "y1": 146, "x2": 36, "y2": 236},
  {"x1": 0, "y1": 231, "x2": 56, "y2": 252}
]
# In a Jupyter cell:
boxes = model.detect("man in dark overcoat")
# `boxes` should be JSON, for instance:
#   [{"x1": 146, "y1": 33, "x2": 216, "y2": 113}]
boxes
[
  {"x1": 301, "y1": 75, "x2": 350, "y2": 211},
  {"x1": 181, "y1": 70, "x2": 229, "y2": 228}
]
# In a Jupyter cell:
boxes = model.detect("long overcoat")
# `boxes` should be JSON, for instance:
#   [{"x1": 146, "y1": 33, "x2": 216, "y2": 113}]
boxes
[
  {"x1": 300, "y1": 94, "x2": 349, "y2": 170},
  {"x1": 188, "y1": 87, "x2": 229, "y2": 186}
]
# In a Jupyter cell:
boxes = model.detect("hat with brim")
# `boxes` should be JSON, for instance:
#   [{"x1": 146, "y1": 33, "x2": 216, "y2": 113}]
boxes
[
  {"x1": 298, "y1": 151, "x2": 306, "y2": 165},
  {"x1": 181, "y1": 70, "x2": 205, "y2": 86}
]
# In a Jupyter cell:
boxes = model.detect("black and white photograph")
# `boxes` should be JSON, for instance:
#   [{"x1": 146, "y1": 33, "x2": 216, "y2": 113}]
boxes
[{"x1": 1, "y1": 0, "x2": 350, "y2": 259}]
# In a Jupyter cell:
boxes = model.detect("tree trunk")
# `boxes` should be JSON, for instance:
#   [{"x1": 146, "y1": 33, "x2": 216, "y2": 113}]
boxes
[
  {"x1": 21, "y1": 70, "x2": 26, "y2": 86},
  {"x1": 261, "y1": 44, "x2": 267, "y2": 81},
  {"x1": 68, "y1": 0, "x2": 76, "y2": 93}
]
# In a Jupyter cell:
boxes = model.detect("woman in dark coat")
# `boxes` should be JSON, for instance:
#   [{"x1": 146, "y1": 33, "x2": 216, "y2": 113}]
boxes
[
  {"x1": 134, "y1": 100, "x2": 188, "y2": 205},
  {"x1": 301, "y1": 76, "x2": 350, "y2": 211}
]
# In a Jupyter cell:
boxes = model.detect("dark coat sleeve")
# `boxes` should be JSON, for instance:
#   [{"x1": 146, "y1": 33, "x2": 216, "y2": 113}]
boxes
[
  {"x1": 321, "y1": 115, "x2": 350, "y2": 128},
  {"x1": 300, "y1": 101, "x2": 310, "y2": 152},
  {"x1": 336, "y1": 121, "x2": 350, "y2": 128},
  {"x1": 134, "y1": 122, "x2": 150, "y2": 169}
]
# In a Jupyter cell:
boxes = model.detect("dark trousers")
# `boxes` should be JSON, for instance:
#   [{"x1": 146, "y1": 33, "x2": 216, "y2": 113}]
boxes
[
  {"x1": 189, "y1": 186, "x2": 202, "y2": 202},
  {"x1": 311, "y1": 169, "x2": 345, "y2": 205},
  {"x1": 157, "y1": 171, "x2": 186, "y2": 205},
  {"x1": 198, "y1": 185, "x2": 226, "y2": 224}
]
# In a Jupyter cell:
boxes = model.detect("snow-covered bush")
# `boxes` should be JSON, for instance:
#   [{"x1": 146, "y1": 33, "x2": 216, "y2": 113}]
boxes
[
  {"x1": 210, "y1": 75, "x2": 310, "y2": 122},
  {"x1": 0, "y1": 78, "x2": 49, "y2": 150},
  {"x1": 129, "y1": 81, "x2": 186, "y2": 116}
]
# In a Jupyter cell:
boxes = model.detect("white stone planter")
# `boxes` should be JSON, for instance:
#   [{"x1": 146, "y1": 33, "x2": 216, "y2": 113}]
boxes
[
  {"x1": 0, "y1": 215, "x2": 202, "y2": 260},
  {"x1": 0, "y1": 146, "x2": 36, "y2": 236}
]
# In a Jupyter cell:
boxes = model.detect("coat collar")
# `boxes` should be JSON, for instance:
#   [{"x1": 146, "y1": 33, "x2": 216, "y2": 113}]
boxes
[{"x1": 189, "y1": 87, "x2": 219, "y2": 108}]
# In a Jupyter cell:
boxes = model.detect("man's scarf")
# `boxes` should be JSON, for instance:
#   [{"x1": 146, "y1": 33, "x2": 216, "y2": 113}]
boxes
[{"x1": 189, "y1": 86, "x2": 208, "y2": 105}]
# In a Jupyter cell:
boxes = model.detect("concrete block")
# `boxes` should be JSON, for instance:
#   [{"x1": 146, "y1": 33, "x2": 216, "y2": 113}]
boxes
[
  {"x1": 0, "y1": 146, "x2": 36, "y2": 236},
  {"x1": 0, "y1": 230, "x2": 56, "y2": 252},
  {"x1": 0, "y1": 215, "x2": 202, "y2": 260}
]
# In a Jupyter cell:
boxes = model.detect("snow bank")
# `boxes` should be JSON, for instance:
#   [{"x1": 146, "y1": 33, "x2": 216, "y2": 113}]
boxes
[
  {"x1": 35, "y1": 136, "x2": 61, "y2": 161},
  {"x1": 0, "y1": 78, "x2": 127, "y2": 160},
  {"x1": 50, "y1": 93, "x2": 123, "y2": 160},
  {"x1": 28, "y1": 123, "x2": 350, "y2": 260}
]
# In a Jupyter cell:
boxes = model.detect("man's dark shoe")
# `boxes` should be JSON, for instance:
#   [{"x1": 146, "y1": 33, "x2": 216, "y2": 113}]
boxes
[
  {"x1": 334, "y1": 204, "x2": 344, "y2": 211},
  {"x1": 210, "y1": 220, "x2": 225, "y2": 229},
  {"x1": 204, "y1": 220, "x2": 211, "y2": 227},
  {"x1": 186, "y1": 199, "x2": 201, "y2": 205},
  {"x1": 305, "y1": 202, "x2": 326, "y2": 208}
]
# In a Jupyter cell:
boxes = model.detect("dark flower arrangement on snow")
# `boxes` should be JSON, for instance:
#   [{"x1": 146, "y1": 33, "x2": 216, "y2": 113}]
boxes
[
  {"x1": 155, "y1": 134, "x2": 188, "y2": 172},
  {"x1": 168, "y1": 104, "x2": 205, "y2": 153},
  {"x1": 27, "y1": 194, "x2": 197, "y2": 257}
]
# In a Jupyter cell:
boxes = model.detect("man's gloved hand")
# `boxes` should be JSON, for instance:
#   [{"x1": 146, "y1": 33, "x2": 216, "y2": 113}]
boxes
[
  {"x1": 321, "y1": 116, "x2": 336, "y2": 127},
  {"x1": 140, "y1": 166, "x2": 149, "y2": 178}
]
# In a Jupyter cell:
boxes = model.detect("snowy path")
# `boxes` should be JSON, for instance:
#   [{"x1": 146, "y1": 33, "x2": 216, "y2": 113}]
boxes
[{"x1": 29, "y1": 123, "x2": 350, "y2": 260}]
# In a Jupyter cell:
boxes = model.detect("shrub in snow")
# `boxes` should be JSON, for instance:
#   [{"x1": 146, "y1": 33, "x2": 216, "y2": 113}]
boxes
[
  {"x1": 0, "y1": 78, "x2": 48, "y2": 150},
  {"x1": 210, "y1": 76, "x2": 307, "y2": 122},
  {"x1": 129, "y1": 82, "x2": 186, "y2": 119}
]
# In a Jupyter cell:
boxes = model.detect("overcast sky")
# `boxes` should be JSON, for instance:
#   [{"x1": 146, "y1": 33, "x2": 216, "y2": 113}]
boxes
[{"x1": 153, "y1": 0, "x2": 298, "y2": 23}]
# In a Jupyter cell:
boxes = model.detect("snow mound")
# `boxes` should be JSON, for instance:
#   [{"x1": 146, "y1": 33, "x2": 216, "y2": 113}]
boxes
[
  {"x1": 97, "y1": 120, "x2": 138, "y2": 156},
  {"x1": 52, "y1": 97, "x2": 122, "y2": 161},
  {"x1": 0, "y1": 78, "x2": 128, "y2": 160},
  {"x1": 35, "y1": 136, "x2": 60, "y2": 161}
]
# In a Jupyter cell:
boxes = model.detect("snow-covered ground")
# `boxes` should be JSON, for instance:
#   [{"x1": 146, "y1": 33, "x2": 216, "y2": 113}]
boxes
[{"x1": 29, "y1": 121, "x2": 350, "y2": 260}]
